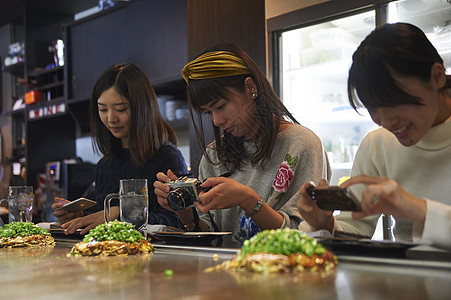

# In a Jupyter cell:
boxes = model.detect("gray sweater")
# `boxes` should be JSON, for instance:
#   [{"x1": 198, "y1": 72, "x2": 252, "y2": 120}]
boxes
[{"x1": 198, "y1": 124, "x2": 331, "y2": 240}]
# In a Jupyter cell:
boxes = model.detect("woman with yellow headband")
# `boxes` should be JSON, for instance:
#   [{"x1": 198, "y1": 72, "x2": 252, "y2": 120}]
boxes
[{"x1": 154, "y1": 44, "x2": 330, "y2": 242}]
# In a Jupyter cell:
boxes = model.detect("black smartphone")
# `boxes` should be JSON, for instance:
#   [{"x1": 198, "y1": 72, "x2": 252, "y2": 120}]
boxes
[
  {"x1": 306, "y1": 186, "x2": 362, "y2": 211},
  {"x1": 54, "y1": 198, "x2": 96, "y2": 212}
]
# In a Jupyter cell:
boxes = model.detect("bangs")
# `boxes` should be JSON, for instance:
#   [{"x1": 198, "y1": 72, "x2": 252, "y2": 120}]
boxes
[
  {"x1": 348, "y1": 51, "x2": 423, "y2": 110},
  {"x1": 187, "y1": 75, "x2": 247, "y2": 112}
]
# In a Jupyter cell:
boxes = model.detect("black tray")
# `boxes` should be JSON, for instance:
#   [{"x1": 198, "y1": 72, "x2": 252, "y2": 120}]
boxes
[
  {"x1": 317, "y1": 237, "x2": 418, "y2": 258},
  {"x1": 151, "y1": 231, "x2": 232, "y2": 246},
  {"x1": 48, "y1": 228, "x2": 83, "y2": 241}
]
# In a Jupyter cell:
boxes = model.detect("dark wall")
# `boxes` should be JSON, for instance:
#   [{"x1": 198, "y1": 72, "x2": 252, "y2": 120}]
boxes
[
  {"x1": 66, "y1": 0, "x2": 188, "y2": 101},
  {"x1": 0, "y1": 24, "x2": 13, "y2": 197}
]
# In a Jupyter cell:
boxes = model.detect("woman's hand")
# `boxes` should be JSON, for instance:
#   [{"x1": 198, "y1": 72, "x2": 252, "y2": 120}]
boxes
[
  {"x1": 340, "y1": 175, "x2": 427, "y2": 223},
  {"x1": 61, "y1": 208, "x2": 119, "y2": 235},
  {"x1": 297, "y1": 179, "x2": 335, "y2": 232},
  {"x1": 51, "y1": 197, "x2": 84, "y2": 224},
  {"x1": 195, "y1": 177, "x2": 260, "y2": 214},
  {"x1": 154, "y1": 169, "x2": 179, "y2": 212}
]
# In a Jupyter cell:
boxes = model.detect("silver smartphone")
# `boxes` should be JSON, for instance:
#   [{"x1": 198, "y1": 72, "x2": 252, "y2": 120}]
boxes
[
  {"x1": 306, "y1": 186, "x2": 362, "y2": 211},
  {"x1": 54, "y1": 198, "x2": 96, "y2": 212}
]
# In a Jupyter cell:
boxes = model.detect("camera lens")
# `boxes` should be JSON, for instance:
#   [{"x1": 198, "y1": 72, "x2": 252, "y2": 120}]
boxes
[{"x1": 167, "y1": 187, "x2": 194, "y2": 211}]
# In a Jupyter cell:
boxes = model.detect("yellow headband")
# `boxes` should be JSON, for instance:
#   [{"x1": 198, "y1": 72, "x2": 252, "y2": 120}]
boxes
[{"x1": 182, "y1": 51, "x2": 251, "y2": 84}]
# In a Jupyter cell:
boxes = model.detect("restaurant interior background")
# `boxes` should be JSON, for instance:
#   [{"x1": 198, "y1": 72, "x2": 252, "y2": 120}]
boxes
[
  {"x1": 268, "y1": 0, "x2": 451, "y2": 240},
  {"x1": 269, "y1": 0, "x2": 451, "y2": 185},
  {"x1": 0, "y1": 0, "x2": 450, "y2": 229}
]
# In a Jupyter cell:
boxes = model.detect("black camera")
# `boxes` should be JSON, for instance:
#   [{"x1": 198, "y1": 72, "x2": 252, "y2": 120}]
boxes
[{"x1": 167, "y1": 177, "x2": 206, "y2": 211}]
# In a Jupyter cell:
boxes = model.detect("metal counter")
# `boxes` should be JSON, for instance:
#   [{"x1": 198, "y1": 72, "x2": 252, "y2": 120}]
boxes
[{"x1": 0, "y1": 241, "x2": 450, "y2": 300}]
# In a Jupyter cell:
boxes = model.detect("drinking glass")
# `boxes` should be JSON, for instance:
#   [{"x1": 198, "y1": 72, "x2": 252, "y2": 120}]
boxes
[
  {"x1": 0, "y1": 186, "x2": 34, "y2": 223},
  {"x1": 104, "y1": 179, "x2": 148, "y2": 236}
]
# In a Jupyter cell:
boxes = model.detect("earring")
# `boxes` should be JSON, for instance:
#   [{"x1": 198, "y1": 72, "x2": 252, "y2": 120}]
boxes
[{"x1": 251, "y1": 91, "x2": 257, "y2": 98}]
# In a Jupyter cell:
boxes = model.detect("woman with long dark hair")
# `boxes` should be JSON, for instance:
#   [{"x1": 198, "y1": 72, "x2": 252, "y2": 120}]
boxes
[{"x1": 53, "y1": 63, "x2": 187, "y2": 234}]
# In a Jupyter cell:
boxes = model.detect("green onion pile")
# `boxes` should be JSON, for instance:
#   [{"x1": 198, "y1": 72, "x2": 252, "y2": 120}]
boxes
[
  {"x1": 0, "y1": 222, "x2": 51, "y2": 238},
  {"x1": 83, "y1": 220, "x2": 145, "y2": 243},
  {"x1": 238, "y1": 228, "x2": 326, "y2": 261}
]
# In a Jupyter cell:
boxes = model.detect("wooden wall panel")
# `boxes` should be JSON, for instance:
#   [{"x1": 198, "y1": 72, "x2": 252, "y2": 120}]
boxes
[
  {"x1": 187, "y1": 0, "x2": 266, "y2": 71},
  {"x1": 187, "y1": 0, "x2": 266, "y2": 176}
]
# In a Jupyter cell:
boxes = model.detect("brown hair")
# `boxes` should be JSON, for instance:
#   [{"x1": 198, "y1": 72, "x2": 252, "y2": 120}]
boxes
[
  {"x1": 186, "y1": 43, "x2": 298, "y2": 171},
  {"x1": 90, "y1": 63, "x2": 177, "y2": 165}
]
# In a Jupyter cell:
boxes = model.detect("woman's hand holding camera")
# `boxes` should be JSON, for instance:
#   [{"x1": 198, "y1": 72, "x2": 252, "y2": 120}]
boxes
[
  {"x1": 195, "y1": 177, "x2": 260, "y2": 214},
  {"x1": 154, "y1": 169, "x2": 179, "y2": 212},
  {"x1": 154, "y1": 170, "x2": 260, "y2": 214},
  {"x1": 155, "y1": 171, "x2": 285, "y2": 230}
]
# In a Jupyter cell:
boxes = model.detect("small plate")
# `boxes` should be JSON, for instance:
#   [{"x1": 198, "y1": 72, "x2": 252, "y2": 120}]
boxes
[{"x1": 151, "y1": 231, "x2": 232, "y2": 246}]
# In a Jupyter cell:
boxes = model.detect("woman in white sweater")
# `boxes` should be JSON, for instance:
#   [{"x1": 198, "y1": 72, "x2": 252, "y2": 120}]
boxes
[{"x1": 298, "y1": 23, "x2": 451, "y2": 249}]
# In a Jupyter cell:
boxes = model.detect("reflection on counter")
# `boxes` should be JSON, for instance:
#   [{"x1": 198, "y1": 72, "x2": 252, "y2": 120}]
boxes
[
  {"x1": 69, "y1": 253, "x2": 153, "y2": 286},
  {"x1": 0, "y1": 246, "x2": 53, "y2": 266},
  {"x1": 1, "y1": 244, "x2": 450, "y2": 300}
]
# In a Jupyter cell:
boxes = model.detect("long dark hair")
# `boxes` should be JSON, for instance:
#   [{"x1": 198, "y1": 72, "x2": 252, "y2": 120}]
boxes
[
  {"x1": 187, "y1": 43, "x2": 298, "y2": 171},
  {"x1": 348, "y1": 22, "x2": 448, "y2": 110},
  {"x1": 90, "y1": 62, "x2": 177, "y2": 165}
]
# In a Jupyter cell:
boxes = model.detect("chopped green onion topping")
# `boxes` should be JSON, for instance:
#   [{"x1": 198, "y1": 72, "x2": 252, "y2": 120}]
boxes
[
  {"x1": 83, "y1": 220, "x2": 145, "y2": 243},
  {"x1": 0, "y1": 222, "x2": 51, "y2": 238},
  {"x1": 238, "y1": 228, "x2": 326, "y2": 261}
]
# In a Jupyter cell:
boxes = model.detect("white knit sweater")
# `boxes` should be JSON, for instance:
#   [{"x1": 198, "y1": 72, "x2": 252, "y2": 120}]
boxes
[{"x1": 336, "y1": 118, "x2": 451, "y2": 249}]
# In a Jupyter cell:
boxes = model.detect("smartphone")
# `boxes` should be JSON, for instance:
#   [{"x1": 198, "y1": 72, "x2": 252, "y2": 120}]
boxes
[
  {"x1": 54, "y1": 198, "x2": 96, "y2": 212},
  {"x1": 306, "y1": 186, "x2": 362, "y2": 211}
]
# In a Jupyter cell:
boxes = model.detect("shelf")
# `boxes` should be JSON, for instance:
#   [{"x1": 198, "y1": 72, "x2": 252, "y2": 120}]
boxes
[
  {"x1": 39, "y1": 81, "x2": 64, "y2": 90},
  {"x1": 27, "y1": 102, "x2": 67, "y2": 121},
  {"x1": 2, "y1": 61, "x2": 24, "y2": 75},
  {"x1": 3, "y1": 107, "x2": 25, "y2": 116},
  {"x1": 28, "y1": 66, "x2": 64, "y2": 77},
  {"x1": 26, "y1": 97, "x2": 65, "y2": 108},
  {"x1": 11, "y1": 108, "x2": 26, "y2": 115},
  {"x1": 27, "y1": 97, "x2": 65, "y2": 111},
  {"x1": 28, "y1": 67, "x2": 64, "y2": 88},
  {"x1": 26, "y1": 66, "x2": 64, "y2": 101}
]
